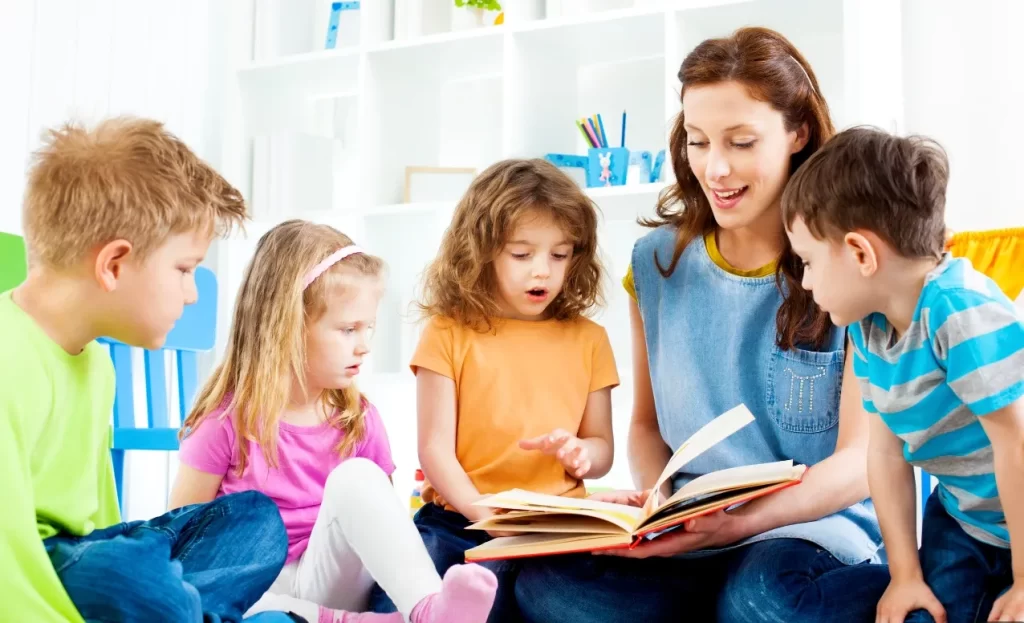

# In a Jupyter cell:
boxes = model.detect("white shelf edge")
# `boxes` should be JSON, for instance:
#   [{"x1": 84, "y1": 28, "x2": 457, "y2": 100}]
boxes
[
  {"x1": 288, "y1": 187, "x2": 669, "y2": 225},
  {"x1": 359, "y1": 201, "x2": 455, "y2": 217},
  {"x1": 585, "y1": 181, "x2": 668, "y2": 200},
  {"x1": 508, "y1": 6, "x2": 668, "y2": 36},
  {"x1": 290, "y1": 201, "x2": 455, "y2": 222},
  {"x1": 237, "y1": 1, "x2": 756, "y2": 75},
  {"x1": 368, "y1": 25, "x2": 506, "y2": 55},
  {"x1": 240, "y1": 45, "x2": 360, "y2": 73}
]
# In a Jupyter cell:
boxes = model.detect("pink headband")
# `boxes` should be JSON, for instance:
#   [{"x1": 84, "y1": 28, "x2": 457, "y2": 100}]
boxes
[{"x1": 302, "y1": 245, "x2": 364, "y2": 289}]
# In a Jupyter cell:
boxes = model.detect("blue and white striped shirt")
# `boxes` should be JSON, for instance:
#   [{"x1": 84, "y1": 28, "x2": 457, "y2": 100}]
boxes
[{"x1": 850, "y1": 254, "x2": 1024, "y2": 547}]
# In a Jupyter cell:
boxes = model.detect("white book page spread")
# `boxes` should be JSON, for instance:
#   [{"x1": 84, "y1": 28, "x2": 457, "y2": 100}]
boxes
[
  {"x1": 642, "y1": 404, "x2": 756, "y2": 516},
  {"x1": 475, "y1": 489, "x2": 644, "y2": 532},
  {"x1": 666, "y1": 460, "x2": 803, "y2": 505}
]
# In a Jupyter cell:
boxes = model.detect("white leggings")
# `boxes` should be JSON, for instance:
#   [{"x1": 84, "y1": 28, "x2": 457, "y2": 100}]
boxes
[{"x1": 246, "y1": 458, "x2": 443, "y2": 622}]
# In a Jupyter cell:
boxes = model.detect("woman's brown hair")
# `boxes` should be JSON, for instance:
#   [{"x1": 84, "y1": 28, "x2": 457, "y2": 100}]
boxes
[
  {"x1": 417, "y1": 158, "x2": 604, "y2": 331},
  {"x1": 645, "y1": 26, "x2": 835, "y2": 350}
]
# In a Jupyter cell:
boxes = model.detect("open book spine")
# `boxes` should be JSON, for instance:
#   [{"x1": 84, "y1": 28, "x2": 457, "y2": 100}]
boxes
[{"x1": 627, "y1": 477, "x2": 805, "y2": 548}]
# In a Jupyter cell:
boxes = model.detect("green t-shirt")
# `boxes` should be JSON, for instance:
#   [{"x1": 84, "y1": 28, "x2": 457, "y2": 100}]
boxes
[{"x1": 0, "y1": 290, "x2": 121, "y2": 622}]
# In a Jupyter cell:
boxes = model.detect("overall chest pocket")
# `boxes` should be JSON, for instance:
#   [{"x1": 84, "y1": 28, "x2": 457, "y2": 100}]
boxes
[{"x1": 765, "y1": 345, "x2": 844, "y2": 433}]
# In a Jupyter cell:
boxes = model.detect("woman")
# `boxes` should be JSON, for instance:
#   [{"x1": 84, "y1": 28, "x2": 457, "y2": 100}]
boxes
[{"x1": 514, "y1": 27, "x2": 890, "y2": 623}]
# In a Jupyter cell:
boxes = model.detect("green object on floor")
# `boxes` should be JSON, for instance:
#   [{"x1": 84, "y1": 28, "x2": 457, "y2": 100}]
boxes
[{"x1": 0, "y1": 232, "x2": 27, "y2": 292}]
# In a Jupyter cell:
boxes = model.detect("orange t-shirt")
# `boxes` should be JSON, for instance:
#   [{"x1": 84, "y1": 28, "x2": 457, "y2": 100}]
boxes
[{"x1": 411, "y1": 315, "x2": 620, "y2": 511}]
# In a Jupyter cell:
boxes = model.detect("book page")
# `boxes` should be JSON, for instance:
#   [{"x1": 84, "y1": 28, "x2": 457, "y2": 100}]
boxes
[
  {"x1": 637, "y1": 478, "x2": 803, "y2": 537},
  {"x1": 474, "y1": 489, "x2": 644, "y2": 532},
  {"x1": 666, "y1": 460, "x2": 803, "y2": 505},
  {"x1": 465, "y1": 532, "x2": 634, "y2": 562},
  {"x1": 469, "y1": 512, "x2": 627, "y2": 535},
  {"x1": 643, "y1": 404, "x2": 756, "y2": 516}
]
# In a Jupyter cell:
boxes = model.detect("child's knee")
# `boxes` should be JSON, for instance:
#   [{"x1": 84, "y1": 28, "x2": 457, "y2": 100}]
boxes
[
  {"x1": 211, "y1": 490, "x2": 288, "y2": 565},
  {"x1": 324, "y1": 457, "x2": 390, "y2": 501},
  {"x1": 63, "y1": 557, "x2": 202, "y2": 621}
]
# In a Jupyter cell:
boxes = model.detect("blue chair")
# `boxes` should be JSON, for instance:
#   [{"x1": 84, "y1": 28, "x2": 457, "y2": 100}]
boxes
[{"x1": 99, "y1": 266, "x2": 219, "y2": 516}]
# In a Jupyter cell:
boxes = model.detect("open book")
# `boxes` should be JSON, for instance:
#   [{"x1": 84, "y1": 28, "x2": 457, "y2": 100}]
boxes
[{"x1": 463, "y1": 404, "x2": 806, "y2": 561}]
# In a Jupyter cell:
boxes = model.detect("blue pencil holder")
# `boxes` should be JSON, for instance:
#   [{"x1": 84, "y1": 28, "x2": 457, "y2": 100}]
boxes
[
  {"x1": 546, "y1": 148, "x2": 666, "y2": 188},
  {"x1": 586, "y1": 147, "x2": 630, "y2": 187}
]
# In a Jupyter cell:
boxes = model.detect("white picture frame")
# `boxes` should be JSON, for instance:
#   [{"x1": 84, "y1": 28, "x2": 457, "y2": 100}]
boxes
[{"x1": 403, "y1": 166, "x2": 477, "y2": 203}]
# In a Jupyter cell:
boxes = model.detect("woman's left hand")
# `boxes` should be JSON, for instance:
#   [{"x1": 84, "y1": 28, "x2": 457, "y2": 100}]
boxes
[{"x1": 597, "y1": 509, "x2": 746, "y2": 559}]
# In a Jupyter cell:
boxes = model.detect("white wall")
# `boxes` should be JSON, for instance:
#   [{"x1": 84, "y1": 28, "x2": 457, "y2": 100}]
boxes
[
  {"x1": 0, "y1": 0, "x2": 230, "y2": 237},
  {"x1": 901, "y1": 0, "x2": 1024, "y2": 231},
  {"x1": 0, "y1": 0, "x2": 232, "y2": 520}
]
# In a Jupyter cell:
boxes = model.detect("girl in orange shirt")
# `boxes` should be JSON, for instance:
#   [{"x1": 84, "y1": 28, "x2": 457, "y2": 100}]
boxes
[{"x1": 374, "y1": 158, "x2": 619, "y2": 622}]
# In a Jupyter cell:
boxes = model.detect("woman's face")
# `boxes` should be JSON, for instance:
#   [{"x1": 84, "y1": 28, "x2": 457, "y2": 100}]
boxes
[{"x1": 682, "y1": 80, "x2": 808, "y2": 233}]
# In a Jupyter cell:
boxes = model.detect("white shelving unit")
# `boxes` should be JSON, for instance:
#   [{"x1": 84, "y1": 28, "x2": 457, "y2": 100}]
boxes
[{"x1": 217, "y1": 0, "x2": 903, "y2": 494}]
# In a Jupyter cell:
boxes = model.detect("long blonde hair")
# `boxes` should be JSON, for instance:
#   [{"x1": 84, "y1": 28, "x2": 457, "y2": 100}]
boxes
[{"x1": 181, "y1": 219, "x2": 385, "y2": 473}]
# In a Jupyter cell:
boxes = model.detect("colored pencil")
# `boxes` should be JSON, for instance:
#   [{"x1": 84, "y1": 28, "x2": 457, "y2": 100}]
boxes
[
  {"x1": 583, "y1": 118, "x2": 601, "y2": 149},
  {"x1": 596, "y1": 114, "x2": 608, "y2": 149},
  {"x1": 620, "y1": 110, "x2": 627, "y2": 148},
  {"x1": 575, "y1": 119, "x2": 594, "y2": 148}
]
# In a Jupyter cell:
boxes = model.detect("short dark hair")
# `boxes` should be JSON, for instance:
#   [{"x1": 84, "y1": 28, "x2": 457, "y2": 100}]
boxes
[{"x1": 782, "y1": 126, "x2": 949, "y2": 259}]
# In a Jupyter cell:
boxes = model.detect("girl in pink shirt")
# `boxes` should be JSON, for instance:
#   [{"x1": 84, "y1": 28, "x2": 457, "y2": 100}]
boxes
[{"x1": 169, "y1": 220, "x2": 497, "y2": 623}]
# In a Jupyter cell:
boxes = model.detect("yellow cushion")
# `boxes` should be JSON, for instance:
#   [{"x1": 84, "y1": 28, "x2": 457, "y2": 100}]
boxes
[{"x1": 946, "y1": 227, "x2": 1024, "y2": 300}]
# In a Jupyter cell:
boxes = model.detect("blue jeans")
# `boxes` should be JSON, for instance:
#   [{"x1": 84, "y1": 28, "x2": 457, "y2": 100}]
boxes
[
  {"x1": 368, "y1": 503, "x2": 520, "y2": 622},
  {"x1": 515, "y1": 536, "x2": 890, "y2": 622},
  {"x1": 905, "y1": 492, "x2": 1013, "y2": 623},
  {"x1": 44, "y1": 490, "x2": 288, "y2": 623}
]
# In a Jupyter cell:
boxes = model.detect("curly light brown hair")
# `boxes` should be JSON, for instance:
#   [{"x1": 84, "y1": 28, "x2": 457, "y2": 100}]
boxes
[{"x1": 417, "y1": 158, "x2": 604, "y2": 331}]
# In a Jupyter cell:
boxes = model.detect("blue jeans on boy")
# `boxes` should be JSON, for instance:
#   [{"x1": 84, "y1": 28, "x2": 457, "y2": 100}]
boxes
[
  {"x1": 368, "y1": 502, "x2": 520, "y2": 622},
  {"x1": 44, "y1": 490, "x2": 288, "y2": 623},
  {"x1": 905, "y1": 492, "x2": 1013, "y2": 623},
  {"x1": 514, "y1": 536, "x2": 890, "y2": 622}
]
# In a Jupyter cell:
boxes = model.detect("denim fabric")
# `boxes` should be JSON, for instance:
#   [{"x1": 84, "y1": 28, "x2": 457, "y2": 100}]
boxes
[
  {"x1": 44, "y1": 490, "x2": 288, "y2": 622},
  {"x1": 515, "y1": 537, "x2": 890, "y2": 622},
  {"x1": 629, "y1": 226, "x2": 883, "y2": 565},
  {"x1": 368, "y1": 503, "x2": 519, "y2": 622},
  {"x1": 905, "y1": 492, "x2": 1013, "y2": 623}
]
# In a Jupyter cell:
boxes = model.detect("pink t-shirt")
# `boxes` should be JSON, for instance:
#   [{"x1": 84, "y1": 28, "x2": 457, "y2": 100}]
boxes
[{"x1": 178, "y1": 400, "x2": 396, "y2": 562}]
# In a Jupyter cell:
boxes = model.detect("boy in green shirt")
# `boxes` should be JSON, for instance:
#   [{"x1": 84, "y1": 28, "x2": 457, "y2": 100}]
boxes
[{"x1": 0, "y1": 117, "x2": 289, "y2": 622}]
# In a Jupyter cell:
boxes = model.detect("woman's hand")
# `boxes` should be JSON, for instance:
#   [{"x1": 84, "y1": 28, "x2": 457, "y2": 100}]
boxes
[{"x1": 597, "y1": 509, "x2": 747, "y2": 559}]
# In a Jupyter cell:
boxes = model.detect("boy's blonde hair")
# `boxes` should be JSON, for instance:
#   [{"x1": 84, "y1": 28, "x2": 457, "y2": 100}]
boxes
[
  {"x1": 23, "y1": 116, "x2": 246, "y2": 269},
  {"x1": 181, "y1": 220, "x2": 386, "y2": 473},
  {"x1": 417, "y1": 158, "x2": 604, "y2": 331}
]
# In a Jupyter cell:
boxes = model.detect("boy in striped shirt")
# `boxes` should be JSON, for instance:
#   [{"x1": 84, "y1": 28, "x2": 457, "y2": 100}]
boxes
[{"x1": 782, "y1": 126, "x2": 1024, "y2": 623}]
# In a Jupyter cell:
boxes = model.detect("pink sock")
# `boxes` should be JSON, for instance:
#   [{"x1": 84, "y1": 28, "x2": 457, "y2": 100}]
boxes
[
  {"x1": 320, "y1": 606, "x2": 402, "y2": 623},
  {"x1": 410, "y1": 564, "x2": 498, "y2": 623}
]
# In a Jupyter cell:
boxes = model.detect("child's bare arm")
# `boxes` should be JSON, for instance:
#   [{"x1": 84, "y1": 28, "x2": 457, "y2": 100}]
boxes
[
  {"x1": 416, "y1": 369, "x2": 488, "y2": 521},
  {"x1": 871, "y1": 412, "x2": 948, "y2": 621},
  {"x1": 519, "y1": 387, "x2": 614, "y2": 480},
  {"x1": 867, "y1": 413, "x2": 920, "y2": 580},
  {"x1": 978, "y1": 397, "x2": 1024, "y2": 620},
  {"x1": 574, "y1": 387, "x2": 614, "y2": 479},
  {"x1": 168, "y1": 465, "x2": 224, "y2": 510}
]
